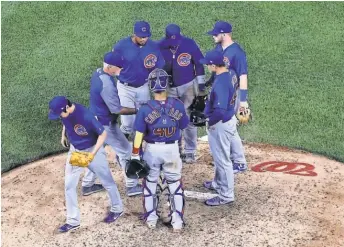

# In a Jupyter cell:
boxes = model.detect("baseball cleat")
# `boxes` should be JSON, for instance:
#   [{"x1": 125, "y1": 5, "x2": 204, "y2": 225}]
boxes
[
  {"x1": 82, "y1": 184, "x2": 105, "y2": 196},
  {"x1": 203, "y1": 180, "x2": 216, "y2": 190},
  {"x1": 126, "y1": 184, "x2": 143, "y2": 197},
  {"x1": 58, "y1": 223, "x2": 80, "y2": 233},
  {"x1": 103, "y1": 211, "x2": 123, "y2": 224},
  {"x1": 183, "y1": 153, "x2": 196, "y2": 164},
  {"x1": 233, "y1": 163, "x2": 248, "y2": 174},
  {"x1": 204, "y1": 196, "x2": 234, "y2": 206}
]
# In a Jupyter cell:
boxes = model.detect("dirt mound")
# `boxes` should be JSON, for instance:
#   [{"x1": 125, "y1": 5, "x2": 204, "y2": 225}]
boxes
[{"x1": 2, "y1": 142, "x2": 344, "y2": 247}]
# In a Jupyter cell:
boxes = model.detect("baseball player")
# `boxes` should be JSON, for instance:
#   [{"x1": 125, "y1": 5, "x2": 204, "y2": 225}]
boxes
[
  {"x1": 48, "y1": 96, "x2": 123, "y2": 233},
  {"x1": 130, "y1": 68, "x2": 189, "y2": 231},
  {"x1": 207, "y1": 21, "x2": 248, "y2": 173},
  {"x1": 112, "y1": 21, "x2": 165, "y2": 139},
  {"x1": 157, "y1": 24, "x2": 206, "y2": 163},
  {"x1": 82, "y1": 51, "x2": 142, "y2": 197},
  {"x1": 200, "y1": 50, "x2": 246, "y2": 206}
]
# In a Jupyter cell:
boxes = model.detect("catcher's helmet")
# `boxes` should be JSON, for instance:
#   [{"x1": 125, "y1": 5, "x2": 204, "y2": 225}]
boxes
[
  {"x1": 190, "y1": 110, "x2": 207, "y2": 127},
  {"x1": 147, "y1": 68, "x2": 170, "y2": 93},
  {"x1": 125, "y1": 159, "x2": 150, "y2": 179}
]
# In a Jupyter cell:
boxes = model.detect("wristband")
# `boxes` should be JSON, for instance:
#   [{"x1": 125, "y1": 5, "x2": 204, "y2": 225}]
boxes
[{"x1": 240, "y1": 89, "x2": 248, "y2": 102}]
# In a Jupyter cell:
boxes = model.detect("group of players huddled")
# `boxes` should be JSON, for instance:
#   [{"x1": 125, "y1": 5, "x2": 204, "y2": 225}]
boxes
[{"x1": 48, "y1": 20, "x2": 249, "y2": 233}]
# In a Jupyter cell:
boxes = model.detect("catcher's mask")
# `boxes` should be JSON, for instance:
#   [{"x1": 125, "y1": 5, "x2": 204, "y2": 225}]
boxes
[
  {"x1": 125, "y1": 159, "x2": 150, "y2": 179},
  {"x1": 190, "y1": 110, "x2": 207, "y2": 127},
  {"x1": 147, "y1": 68, "x2": 170, "y2": 93}
]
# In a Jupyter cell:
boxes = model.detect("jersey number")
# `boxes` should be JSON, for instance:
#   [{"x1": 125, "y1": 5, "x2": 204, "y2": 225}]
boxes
[
  {"x1": 230, "y1": 83, "x2": 239, "y2": 105},
  {"x1": 153, "y1": 127, "x2": 176, "y2": 138}
]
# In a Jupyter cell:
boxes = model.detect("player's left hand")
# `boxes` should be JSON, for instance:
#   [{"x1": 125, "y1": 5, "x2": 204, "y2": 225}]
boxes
[
  {"x1": 70, "y1": 152, "x2": 95, "y2": 167},
  {"x1": 236, "y1": 101, "x2": 251, "y2": 124}
]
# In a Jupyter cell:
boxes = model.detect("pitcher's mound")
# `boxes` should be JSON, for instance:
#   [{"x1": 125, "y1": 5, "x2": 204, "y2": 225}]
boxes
[{"x1": 2, "y1": 142, "x2": 344, "y2": 247}]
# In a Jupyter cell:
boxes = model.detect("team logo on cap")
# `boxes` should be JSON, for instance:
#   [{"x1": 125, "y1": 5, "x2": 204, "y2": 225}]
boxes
[
  {"x1": 177, "y1": 53, "x2": 191, "y2": 67},
  {"x1": 223, "y1": 56, "x2": 230, "y2": 68},
  {"x1": 144, "y1": 54, "x2": 157, "y2": 68},
  {"x1": 142, "y1": 27, "x2": 147, "y2": 32},
  {"x1": 74, "y1": 124, "x2": 88, "y2": 136}
]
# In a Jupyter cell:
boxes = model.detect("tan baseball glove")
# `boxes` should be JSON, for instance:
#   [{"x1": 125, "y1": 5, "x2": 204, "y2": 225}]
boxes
[
  {"x1": 70, "y1": 152, "x2": 94, "y2": 167},
  {"x1": 236, "y1": 101, "x2": 251, "y2": 124}
]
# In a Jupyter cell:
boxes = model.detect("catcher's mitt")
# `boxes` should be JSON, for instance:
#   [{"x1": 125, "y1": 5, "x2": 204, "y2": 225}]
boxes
[
  {"x1": 125, "y1": 159, "x2": 150, "y2": 179},
  {"x1": 190, "y1": 110, "x2": 207, "y2": 127},
  {"x1": 236, "y1": 102, "x2": 251, "y2": 124},
  {"x1": 69, "y1": 152, "x2": 94, "y2": 167}
]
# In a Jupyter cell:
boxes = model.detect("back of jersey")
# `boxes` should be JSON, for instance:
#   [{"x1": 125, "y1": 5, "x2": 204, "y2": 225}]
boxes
[{"x1": 136, "y1": 97, "x2": 188, "y2": 143}]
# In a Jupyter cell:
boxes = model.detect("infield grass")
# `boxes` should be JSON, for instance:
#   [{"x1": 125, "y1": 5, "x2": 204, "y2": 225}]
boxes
[{"x1": 1, "y1": 2, "x2": 344, "y2": 172}]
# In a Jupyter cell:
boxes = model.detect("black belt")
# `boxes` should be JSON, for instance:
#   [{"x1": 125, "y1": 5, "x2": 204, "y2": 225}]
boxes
[{"x1": 145, "y1": 140, "x2": 178, "y2": 144}]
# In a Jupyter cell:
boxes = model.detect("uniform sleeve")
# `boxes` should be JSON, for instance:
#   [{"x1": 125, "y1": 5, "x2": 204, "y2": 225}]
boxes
[
  {"x1": 191, "y1": 40, "x2": 205, "y2": 76},
  {"x1": 235, "y1": 50, "x2": 248, "y2": 76},
  {"x1": 213, "y1": 82, "x2": 230, "y2": 110},
  {"x1": 90, "y1": 116, "x2": 105, "y2": 135},
  {"x1": 178, "y1": 103, "x2": 190, "y2": 130},
  {"x1": 112, "y1": 40, "x2": 122, "y2": 52},
  {"x1": 134, "y1": 107, "x2": 147, "y2": 133},
  {"x1": 100, "y1": 75, "x2": 122, "y2": 114}
]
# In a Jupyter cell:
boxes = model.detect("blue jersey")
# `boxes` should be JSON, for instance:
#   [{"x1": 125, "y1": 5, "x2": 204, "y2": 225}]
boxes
[
  {"x1": 89, "y1": 68, "x2": 121, "y2": 126},
  {"x1": 157, "y1": 36, "x2": 205, "y2": 87},
  {"x1": 134, "y1": 97, "x2": 189, "y2": 143},
  {"x1": 62, "y1": 103, "x2": 105, "y2": 150},
  {"x1": 205, "y1": 70, "x2": 238, "y2": 124},
  {"x1": 112, "y1": 37, "x2": 165, "y2": 87},
  {"x1": 215, "y1": 42, "x2": 248, "y2": 77}
]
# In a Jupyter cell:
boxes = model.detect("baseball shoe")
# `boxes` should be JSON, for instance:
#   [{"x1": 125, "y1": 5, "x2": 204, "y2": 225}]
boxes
[
  {"x1": 82, "y1": 184, "x2": 105, "y2": 196},
  {"x1": 205, "y1": 196, "x2": 234, "y2": 206},
  {"x1": 58, "y1": 223, "x2": 80, "y2": 233},
  {"x1": 183, "y1": 153, "x2": 196, "y2": 164},
  {"x1": 126, "y1": 184, "x2": 143, "y2": 197},
  {"x1": 203, "y1": 180, "x2": 216, "y2": 190},
  {"x1": 103, "y1": 211, "x2": 123, "y2": 224},
  {"x1": 233, "y1": 163, "x2": 248, "y2": 174}
]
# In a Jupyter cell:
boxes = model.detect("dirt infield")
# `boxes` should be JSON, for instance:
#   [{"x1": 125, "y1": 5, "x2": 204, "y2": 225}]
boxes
[{"x1": 2, "y1": 142, "x2": 344, "y2": 247}]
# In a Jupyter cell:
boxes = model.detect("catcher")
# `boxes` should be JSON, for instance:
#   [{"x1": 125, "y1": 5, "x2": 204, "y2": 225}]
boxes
[
  {"x1": 48, "y1": 96, "x2": 124, "y2": 233},
  {"x1": 129, "y1": 68, "x2": 189, "y2": 232}
]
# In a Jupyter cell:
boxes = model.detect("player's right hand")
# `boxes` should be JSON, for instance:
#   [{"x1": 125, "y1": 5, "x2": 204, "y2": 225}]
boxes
[
  {"x1": 61, "y1": 135, "x2": 70, "y2": 148},
  {"x1": 131, "y1": 153, "x2": 140, "y2": 161}
]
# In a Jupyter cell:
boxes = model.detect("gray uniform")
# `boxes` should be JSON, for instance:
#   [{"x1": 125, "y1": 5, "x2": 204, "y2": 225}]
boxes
[
  {"x1": 66, "y1": 145, "x2": 123, "y2": 226},
  {"x1": 84, "y1": 68, "x2": 138, "y2": 188},
  {"x1": 167, "y1": 79, "x2": 199, "y2": 154}
]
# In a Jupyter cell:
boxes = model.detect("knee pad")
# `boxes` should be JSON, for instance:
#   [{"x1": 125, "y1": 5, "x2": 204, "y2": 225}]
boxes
[
  {"x1": 166, "y1": 179, "x2": 185, "y2": 221},
  {"x1": 142, "y1": 178, "x2": 159, "y2": 221}
]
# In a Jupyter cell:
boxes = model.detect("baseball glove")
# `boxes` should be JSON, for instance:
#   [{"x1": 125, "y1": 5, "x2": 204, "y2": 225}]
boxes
[
  {"x1": 190, "y1": 110, "x2": 207, "y2": 127},
  {"x1": 69, "y1": 152, "x2": 95, "y2": 167},
  {"x1": 236, "y1": 102, "x2": 251, "y2": 124},
  {"x1": 189, "y1": 95, "x2": 207, "y2": 112}
]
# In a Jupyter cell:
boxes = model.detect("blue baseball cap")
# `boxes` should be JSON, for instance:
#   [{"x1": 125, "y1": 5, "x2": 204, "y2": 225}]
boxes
[
  {"x1": 134, "y1": 21, "x2": 151, "y2": 38},
  {"x1": 48, "y1": 96, "x2": 68, "y2": 120},
  {"x1": 104, "y1": 51, "x2": 124, "y2": 68},
  {"x1": 199, "y1": 50, "x2": 225, "y2": 66},
  {"x1": 207, "y1": 21, "x2": 232, "y2": 36},
  {"x1": 165, "y1": 24, "x2": 182, "y2": 46}
]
